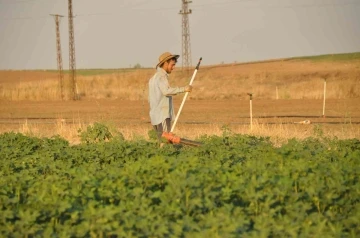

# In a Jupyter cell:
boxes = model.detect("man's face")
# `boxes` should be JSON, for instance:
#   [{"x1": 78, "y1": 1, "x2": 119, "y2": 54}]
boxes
[{"x1": 163, "y1": 59, "x2": 176, "y2": 74}]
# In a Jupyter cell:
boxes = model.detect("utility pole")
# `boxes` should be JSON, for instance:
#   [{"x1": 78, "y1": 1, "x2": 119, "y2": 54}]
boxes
[
  {"x1": 50, "y1": 14, "x2": 65, "y2": 100},
  {"x1": 248, "y1": 93, "x2": 253, "y2": 130},
  {"x1": 68, "y1": 0, "x2": 78, "y2": 100},
  {"x1": 179, "y1": 0, "x2": 192, "y2": 71},
  {"x1": 322, "y1": 78, "x2": 327, "y2": 118}
]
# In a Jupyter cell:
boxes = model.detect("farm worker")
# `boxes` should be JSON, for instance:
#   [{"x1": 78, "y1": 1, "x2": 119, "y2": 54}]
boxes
[{"x1": 148, "y1": 52, "x2": 192, "y2": 144}]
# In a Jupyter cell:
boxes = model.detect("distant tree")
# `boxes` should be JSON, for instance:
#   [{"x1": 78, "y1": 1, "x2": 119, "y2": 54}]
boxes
[{"x1": 133, "y1": 63, "x2": 142, "y2": 69}]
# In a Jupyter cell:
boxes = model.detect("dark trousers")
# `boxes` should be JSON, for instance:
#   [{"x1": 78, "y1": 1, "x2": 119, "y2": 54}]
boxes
[{"x1": 153, "y1": 118, "x2": 171, "y2": 142}]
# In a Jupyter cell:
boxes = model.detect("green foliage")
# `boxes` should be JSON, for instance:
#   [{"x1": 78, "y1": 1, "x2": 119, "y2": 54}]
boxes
[
  {"x1": 0, "y1": 132, "x2": 359, "y2": 237},
  {"x1": 312, "y1": 124, "x2": 325, "y2": 138},
  {"x1": 78, "y1": 122, "x2": 124, "y2": 144},
  {"x1": 133, "y1": 63, "x2": 142, "y2": 69},
  {"x1": 220, "y1": 124, "x2": 233, "y2": 137},
  {"x1": 147, "y1": 129, "x2": 158, "y2": 142},
  {"x1": 291, "y1": 52, "x2": 360, "y2": 62}
]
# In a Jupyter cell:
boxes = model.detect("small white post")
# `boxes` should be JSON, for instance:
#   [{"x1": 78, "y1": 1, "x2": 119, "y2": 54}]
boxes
[
  {"x1": 248, "y1": 93, "x2": 253, "y2": 130},
  {"x1": 322, "y1": 79, "x2": 326, "y2": 118},
  {"x1": 75, "y1": 83, "x2": 79, "y2": 100}
]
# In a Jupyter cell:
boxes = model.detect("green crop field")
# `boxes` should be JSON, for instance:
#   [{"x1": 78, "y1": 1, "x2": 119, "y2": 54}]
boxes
[
  {"x1": 1, "y1": 124, "x2": 359, "y2": 237},
  {"x1": 289, "y1": 52, "x2": 360, "y2": 62},
  {"x1": 40, "y1": 52, "x2": 360, "y2": 76}
]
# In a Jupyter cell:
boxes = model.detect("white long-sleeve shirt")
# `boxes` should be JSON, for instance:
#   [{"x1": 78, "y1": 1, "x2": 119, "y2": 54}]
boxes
[{"x1": 148, "y1": 67, "x2": 185, "y2": 125}]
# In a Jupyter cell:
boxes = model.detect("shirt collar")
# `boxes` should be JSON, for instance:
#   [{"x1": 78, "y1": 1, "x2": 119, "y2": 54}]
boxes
[{"x1": 157, "y1": 67, "x2": 168, "y2": 76}]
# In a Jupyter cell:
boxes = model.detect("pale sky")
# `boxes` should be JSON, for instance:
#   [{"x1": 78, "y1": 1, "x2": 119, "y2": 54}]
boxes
[{"x1": 0, "y1": 0, "x2": 359, "y2": 70}]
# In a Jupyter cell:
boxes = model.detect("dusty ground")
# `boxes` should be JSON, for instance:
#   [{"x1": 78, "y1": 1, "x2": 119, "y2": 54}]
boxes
[
  {"x1": 1, "y1": 58, "x2": 359, "y2": 143},
  {"x1": 0, "y1": 98, "x2": 359, "y2": 143},
  {"x1": 0, "y1": 98, "x2": 359, "y2": 124}
]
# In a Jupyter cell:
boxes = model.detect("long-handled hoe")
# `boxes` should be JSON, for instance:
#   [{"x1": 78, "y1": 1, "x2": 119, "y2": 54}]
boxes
[{"x1": 161, "y1": 57, "x2": 203, "y2": 147}]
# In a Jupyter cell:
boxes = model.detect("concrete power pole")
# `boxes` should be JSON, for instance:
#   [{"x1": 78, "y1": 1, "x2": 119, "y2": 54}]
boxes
[
  {"x1": 68, "y1": 0, "x2": 78, "y2": 100},
  {"x1": 50, "y1": 14, "x2": 65, "y2": 100},
  {"x1": 179, "y1": 0, "x2": 192, "y2": 71}
]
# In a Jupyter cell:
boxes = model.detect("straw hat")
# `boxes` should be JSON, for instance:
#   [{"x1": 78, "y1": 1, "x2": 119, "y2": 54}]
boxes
[{"x1": 156, "y1": 52, "x2": 180, "y2": 68}]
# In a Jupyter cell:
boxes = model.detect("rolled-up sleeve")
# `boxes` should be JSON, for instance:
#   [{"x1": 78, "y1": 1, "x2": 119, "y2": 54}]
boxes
[{"x1": 157, "y1": 75, "x2": 184, "y2": 96}]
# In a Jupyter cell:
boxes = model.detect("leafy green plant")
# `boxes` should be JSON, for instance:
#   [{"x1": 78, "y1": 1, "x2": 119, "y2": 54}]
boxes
[
  {"x1": 220, "y1": 124, "x2": 232, "y2": 137},
  {"x1": 78, "y1": 122, "x2": 123, "y2": 144},
  {"x1": 147, "y1": 129, "x2": 158, "y2": 142},
  {"x1": 1, "y1": 132, "x2": 359, "y2": 237},
  {"x1": 313, "y1": 124, "x2": 324, "y2": 138}
]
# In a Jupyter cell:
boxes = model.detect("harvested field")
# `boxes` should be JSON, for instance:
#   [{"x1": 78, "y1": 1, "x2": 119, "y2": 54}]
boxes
[
  {"x1": 1, "y1": 54, "x2": 359, "y2": 144},
  {"x1": 0, "y1": 98, "x2": 359, "y2": 145}
]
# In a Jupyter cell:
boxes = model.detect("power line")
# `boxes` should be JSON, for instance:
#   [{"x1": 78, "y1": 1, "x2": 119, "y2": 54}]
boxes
[
  {"x1": 71, "y1": 1, "x2": 360, "y2": 15},
  {"x1": 1, "y1": 0, "x2": 359, "y2": 20},
  {"x1": 1, "y1": 16, "x2": 50, "y2": 20},
  {"x1": 0, "y1": 0, "x2": 46, "y2": 4},
  {"x1": 173, "y1": 0, "x2": 360, "y2": 10},
  {"x1": 248, "y1": 1, "x2": 360, "y2": 9}
]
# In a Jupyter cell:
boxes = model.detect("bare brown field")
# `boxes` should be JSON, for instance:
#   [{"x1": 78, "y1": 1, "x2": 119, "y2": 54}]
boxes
[
  {"x1": 0, "y1": 98, "x2": 359, "y2": 145},
  {"x1": 1, "y1": 59, "x2": 360, "y2": 101},
  {"x1": 1, "y1": 58, "x2": 359, "y2": 144}
]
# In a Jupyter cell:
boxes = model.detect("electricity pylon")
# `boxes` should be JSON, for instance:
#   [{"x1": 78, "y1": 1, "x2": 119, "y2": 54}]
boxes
[
  {"x1": 50, "y1": 14, "x2": 65, "y2": 100},
  {"x1": 68, "y1": 0, "x2": 78, "y2": 100},
  {"x1": 179, "y1": 0, "x2": 192, "y2": 71}
]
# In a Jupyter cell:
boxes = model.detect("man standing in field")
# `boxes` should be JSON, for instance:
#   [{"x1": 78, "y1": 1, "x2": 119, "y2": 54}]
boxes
[{"x1": 148, "y1": 52, "x2": 192, "y2": 145}]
